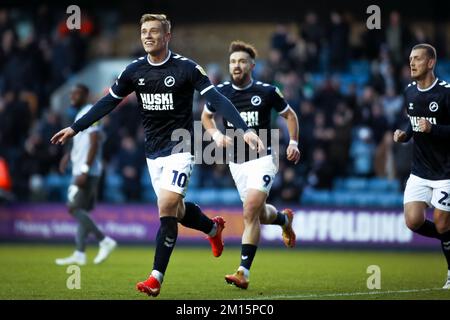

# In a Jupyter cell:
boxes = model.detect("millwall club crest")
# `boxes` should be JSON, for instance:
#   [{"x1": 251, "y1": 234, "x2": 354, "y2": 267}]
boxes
[
  {"x1": 429, "y1": 101, "x2": 439, "y2": 112},
  {"x1": 164, "y1": 76, "x2": 175, "y2": 87},
  {"x1": 251, "y1": 95, "x2": 262, "y2": 106}
]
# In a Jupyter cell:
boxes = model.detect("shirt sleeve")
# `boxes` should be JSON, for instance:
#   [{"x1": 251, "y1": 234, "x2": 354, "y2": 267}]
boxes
[
  {"x1": 202, "y1": 87, "x2": 248, "y2": 131},
  {"x1": 189, "y1": 62, "x2": 214, "y2": 95},
  {"x1": 203, "y1": 102, "x2": 216, "y2": 114},
  {"x1": 70, "y1": 94, "x2": 121, "y2": 133},
  {"x1": 78, "y1": 107, "x2": 102, "y2": 133},
  {"x1": 85, "y1": 120, "x2": 101, "y2": 134},
  {"x1": 401, "y1": 86, "x2": 415, "y2": 142},
  {"x1": 203, "y1": 85, "x2": 222, "y2": 114},
  {"x1": 404, "y1": 121, "x2": 413, "y2": 142},
  {"x1": 271, "y1": 86, "x2": 289, "y2": 114},
  {"x1": 430, "y1": 89, "x2": 450, "y2": 138},
  {"x1": 71, "y1": 65, "x2": 134, "y2": 133},
  {"x1": 109, "y1": 65, "x2": 135, "y2": 99}
]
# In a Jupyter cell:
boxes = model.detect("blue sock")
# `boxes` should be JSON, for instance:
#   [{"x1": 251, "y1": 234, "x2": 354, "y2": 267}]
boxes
[
  {"x1": 179, "y1": 202, "x2": 214, "y2": 234},
  {"x1": 271, "y1": 211, "x2": 287, "y2": 226},
  {"x1": 153, "y1": 216, "x2": 178, "y2": 275},
  {"x1": 240, "y1": 244, "x2": 257, "y2": 270}
]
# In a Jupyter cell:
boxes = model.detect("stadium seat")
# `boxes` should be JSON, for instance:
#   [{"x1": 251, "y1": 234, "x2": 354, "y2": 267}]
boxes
[
  {"x1": 343, "y1": 177, "x2": 368, "y2": 191},
  {"x1": 45, "y1": 173, "x2": 71, "y2": 201},
  {"x1": 220, "y1": 188, "x2": 241, "y2": 205},
  {"x1": 104, "y1": 171, "x2": 125, "y2": 203},
  {"x1": 436, "y1": 61, "x2": 450, "y2": 77},
  {"x1": 349, "y1": 60, "x2": 370, "y2": 76},
  {"x1": 303, "y1": 185, "x2": 404, "y2": 208},
  {"x1": 310, "y1": 73, "x2": 326, "y2": 87},
  {"x1": 301, "y1": 188, "x2": 332, "y2": 206},
  {"x1": 331, "y1": 191, "x2": 356, "y2": 206},
  {"x1": 376, "y1": 192, "x2": 403, "y2": 207},
  {"x1": 367, "y1": 178, "x2": 400, "y2": 192}
]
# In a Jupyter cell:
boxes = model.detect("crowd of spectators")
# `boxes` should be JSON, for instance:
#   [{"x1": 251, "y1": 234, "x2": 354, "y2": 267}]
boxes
[{"x1": 0, "y1": 7, "x2": 447, "y2": 204}]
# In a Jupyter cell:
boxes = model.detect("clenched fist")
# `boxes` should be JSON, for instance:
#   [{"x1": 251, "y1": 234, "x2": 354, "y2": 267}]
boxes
[
  {"x1": 393, "y1": 129, "x2": 407, "y2": 142},
  {"x1": 418, "y1": 118, "x2": 432, "y2": 133}
]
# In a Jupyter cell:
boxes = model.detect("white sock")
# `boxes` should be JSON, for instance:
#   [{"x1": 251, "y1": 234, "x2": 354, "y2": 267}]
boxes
[
  {"x1": 447, "y1": 270, "x2": 450, "y2": 278},
  {"x1": 237, "y1": 266, "x2": 250, "y2": 278},
  {"x1": 100, "y1": 236, "x2": 111, "y2": 246},
  {"x1": 208, "y1": 223, "x2": 217, "y2": 237},
  {"x1": 151, "y1": 270, "x2": 164, "y2": 284},
  {"x1": 74, "y1": 251, "x2": 85, "y2": 259}
]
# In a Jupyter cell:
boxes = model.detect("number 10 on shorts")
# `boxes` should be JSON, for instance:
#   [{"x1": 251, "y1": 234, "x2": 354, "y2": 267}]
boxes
[{"x1": 171, "y1": 170, "x2": 188, "y2": 188}]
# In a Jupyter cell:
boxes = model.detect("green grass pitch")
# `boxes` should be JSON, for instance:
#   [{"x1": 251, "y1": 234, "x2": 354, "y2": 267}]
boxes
[{"x1": 1, "y1": 244, "x2": 449, "y2": 300}]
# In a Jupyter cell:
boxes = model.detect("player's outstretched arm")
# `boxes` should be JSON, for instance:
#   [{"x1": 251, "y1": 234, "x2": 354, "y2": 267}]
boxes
[
  {"x1": 51, "y1": 127, "x2": 76, "y2": 145},
  {"x1": 202, "y1": 88, "x2": 264, "y2": 152},
  {"x1": 50, "y1": 93, "x2": 121, "y2": 145},
  {"x1": 71, "y1": 94, "x2": 121, "y2": 133}
]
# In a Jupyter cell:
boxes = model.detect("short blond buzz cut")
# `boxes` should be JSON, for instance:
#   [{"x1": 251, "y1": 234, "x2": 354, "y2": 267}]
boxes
[
  {"x1": 412, "y1": 43, "x2": 436, "y2": 60},
  {"x1": 229, "y1": 40, "x2": 258, "y2": 60},
  {"x1": 140, "y1": 14, "x2": 171, "y2": 33}
]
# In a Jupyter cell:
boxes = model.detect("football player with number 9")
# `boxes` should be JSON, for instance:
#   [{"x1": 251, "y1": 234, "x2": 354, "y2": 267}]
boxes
[{"x1": 202, "y1": 41, "x2": 301, "y2": 289}]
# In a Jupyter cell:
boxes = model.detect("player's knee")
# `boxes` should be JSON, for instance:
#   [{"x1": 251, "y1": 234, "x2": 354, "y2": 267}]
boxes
[
  {"x1": 158, "y1": 198, "x2": 179, "y2": 217},
  {"x1": 175, "y1": 202, "x2": 186, "y2": 221},
  {"x1": 404, "y1": 215, "x2": 424, "y2": 231},
  {"x1": 243, "y1": 212, "x2": 259, "y2": 225},
  {"x1": 243, "y1": 200, "x2": 263, "y2": 223},
  {"x1": 435, "y1": 220, "x2": 450, "y2": 234},
  {"x1": 404, "y1": 207, "x2": 425, "y2": 231},
  {"x1": 243, "y1": 199, "x2": 262, "y2": 214}
]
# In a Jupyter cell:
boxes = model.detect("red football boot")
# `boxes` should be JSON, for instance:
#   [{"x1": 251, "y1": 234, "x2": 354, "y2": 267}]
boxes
[
  {"x1": 281, "y1": 209, "x2": 296, "y2": 248},
  {"x1": 207, "y1": 216, "x2": 226, "y2": 257},
  {"x1": 225, "y1": 270, "x2": 249, "y2": 289},
  {"x1": 136, "y1": 276, "x2": 161, "y2": 297}
]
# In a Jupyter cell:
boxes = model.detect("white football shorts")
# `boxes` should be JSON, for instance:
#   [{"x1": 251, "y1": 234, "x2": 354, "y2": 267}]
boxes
[
  {"x1": 146, "y1": 152, "x2": 194, "y2": 198},
  {"x1": 229, "y1": 155, "x2": 278, "y2": 202},
  {"x1": 403, "y1": 174, "x2": 450, "y2": 212}
]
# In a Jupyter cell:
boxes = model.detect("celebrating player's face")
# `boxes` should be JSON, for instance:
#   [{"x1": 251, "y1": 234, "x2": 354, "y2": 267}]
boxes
[
  {"x1": 141, "y1": 21, "x2": 169, "y2": 55},
  {"x1": 409, "y1": 48, "x2": 433, "y2": 80},
  {"x1": 229, "y1": 51, "x2": 254, "y2": 87}
]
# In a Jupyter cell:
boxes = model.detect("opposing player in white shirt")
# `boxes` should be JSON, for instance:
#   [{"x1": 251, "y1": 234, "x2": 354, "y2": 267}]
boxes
[{"x1": 55, "y1": 84, "x2": 116, "y2": 266}]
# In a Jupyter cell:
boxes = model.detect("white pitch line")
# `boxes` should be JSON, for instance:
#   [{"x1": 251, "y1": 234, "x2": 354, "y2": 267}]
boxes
[{"x1": 236, "y1": 288, "x2": 445, "y2": 300}]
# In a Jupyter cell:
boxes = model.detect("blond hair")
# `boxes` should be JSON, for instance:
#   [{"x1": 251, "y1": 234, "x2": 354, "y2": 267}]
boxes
[
  {"x1": 412, "y1": 43, "x2": 436, "y2": 60},
  {"x1": 140, "y1": 14, "x2": 171, "y2": 33}
]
